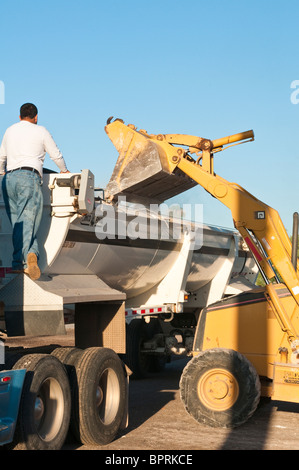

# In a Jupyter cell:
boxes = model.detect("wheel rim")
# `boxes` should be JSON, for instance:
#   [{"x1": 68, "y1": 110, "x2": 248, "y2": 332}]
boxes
[
  {"x1": 197, "y1": 368, "x2": 239, "y2": 411},
  {"x1": 97, "y1": 368, "x2": 120, "y2": 425},
  {"x1": 34, "y1": 378, "x2": 65, "y2": 442}
]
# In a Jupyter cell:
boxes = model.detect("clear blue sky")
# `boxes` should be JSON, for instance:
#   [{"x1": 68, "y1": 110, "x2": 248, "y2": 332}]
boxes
[{"x1": 1, "y1": 0, "x2": 299, "y2": 233}]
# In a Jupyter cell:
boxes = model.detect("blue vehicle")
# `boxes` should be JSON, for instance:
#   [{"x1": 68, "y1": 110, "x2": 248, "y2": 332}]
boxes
[{"x1": 0, "y1": 369, "x2": 26, "y2": 446}]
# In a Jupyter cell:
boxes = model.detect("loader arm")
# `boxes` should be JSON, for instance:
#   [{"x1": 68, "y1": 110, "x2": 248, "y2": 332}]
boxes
[
  {"x1": 105, "y1": 119, "x2": 299, "y2": 348},
  {"x1": 171, "y1": 150, "x2": 299, "y2": 344}
]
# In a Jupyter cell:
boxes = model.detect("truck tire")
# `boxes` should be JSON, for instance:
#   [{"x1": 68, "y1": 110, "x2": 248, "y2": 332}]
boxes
[
  {"x1": 149, "y1": 355, "x2": 167, "y2": 373},
  {"x1": 51, "y1": 346, "x2": 83, "y2": 380},
  {"x1": 180, "y1": 348, "x2": 261, "y2": 428},
  {"x1": 123, "y1": 319, "x2": 166, "y2": 379},
  {"x1": 51, "y1": 347, "x2": 84, "y2": 442},
  {"x1": 71, "y1": 347, "x2": 127, "y2": 446},
  {"x1": 12, "y1": 354, "x2": 71, "y2": 450},
  {"x1": 51, "y1": 346, "x2": 83, "y2": 365}
]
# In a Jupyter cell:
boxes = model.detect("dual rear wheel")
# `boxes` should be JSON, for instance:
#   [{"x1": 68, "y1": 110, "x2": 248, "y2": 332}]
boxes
[{"x1": 10, "y1": 347, "x2": 127, "y2": 450}]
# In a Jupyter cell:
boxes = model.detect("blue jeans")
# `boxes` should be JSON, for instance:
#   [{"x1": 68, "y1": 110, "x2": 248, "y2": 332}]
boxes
[{"x1": 2, "y1": 169, "x2": 43, "y2": 269}]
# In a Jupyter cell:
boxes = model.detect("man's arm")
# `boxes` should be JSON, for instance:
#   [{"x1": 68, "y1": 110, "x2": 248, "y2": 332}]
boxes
[{"x1": 43, "y1": 128, "x2": 69, "y2": 173}]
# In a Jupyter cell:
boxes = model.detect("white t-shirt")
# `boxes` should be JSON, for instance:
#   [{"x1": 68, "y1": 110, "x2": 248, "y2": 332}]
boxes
[{"x1": 0, "y1": 120, "x2": 68, "y2": 176}]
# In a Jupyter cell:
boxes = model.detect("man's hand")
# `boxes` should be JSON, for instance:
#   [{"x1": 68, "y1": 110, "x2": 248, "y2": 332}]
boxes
[{"x1": 60, "y1": 170, "x2": 70, "y2": 173}]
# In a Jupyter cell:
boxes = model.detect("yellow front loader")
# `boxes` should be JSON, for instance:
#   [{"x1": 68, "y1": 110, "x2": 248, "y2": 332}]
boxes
[{"x1": 105, "y1": 118, "x2": 299, "y2": 428}]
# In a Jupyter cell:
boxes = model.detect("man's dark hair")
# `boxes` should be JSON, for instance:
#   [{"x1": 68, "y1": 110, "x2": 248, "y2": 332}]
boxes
[{"x1": 20, "y1": 103, "x2": 38, "y2": 119}]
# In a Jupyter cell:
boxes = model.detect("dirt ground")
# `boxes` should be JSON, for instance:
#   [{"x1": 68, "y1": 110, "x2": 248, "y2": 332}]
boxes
[{"x1": 4, "y1": 326, "x2": 299, "y2": 451}]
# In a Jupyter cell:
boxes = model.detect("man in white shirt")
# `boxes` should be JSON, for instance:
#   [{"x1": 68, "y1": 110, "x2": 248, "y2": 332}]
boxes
[{"x1": 0, "y1": 103, "x2": 69, "y2": 279}]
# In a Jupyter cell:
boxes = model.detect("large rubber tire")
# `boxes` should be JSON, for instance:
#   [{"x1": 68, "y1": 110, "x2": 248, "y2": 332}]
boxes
[
  {"x1": 51, "y1": 346, "x2": 83, "y2": 366},
  {"x1": 149, "y1": 355, "x2": 168, "y2": 373},
  {"x1": 71, "y1": 347, "x2": 127, "y2": 446},
  {"x1": 122, "y1": 319, "x2": 152, "y2": 379},
  {"x1": 12, "y1": 354, "x2": 71, "y2": 450},
  {"x1": 51, "y1": 347, "x2": 84, "y2": 443},
  {"x1": 51, "y1": 346, "x2": 83, "y2": 380},
  {"x1": 123, "y1": 319, "x2": 167, "y2": 379},
  {"x1": 180, "y1": 348, "x2": 261, "y2": 428}
]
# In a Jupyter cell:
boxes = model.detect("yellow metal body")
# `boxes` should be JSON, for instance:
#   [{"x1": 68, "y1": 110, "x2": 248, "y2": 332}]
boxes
[
  {"x1": 196, "y1": 284, "x2": 298, "y2": 374},
  {"x1": 272, "y1": 362, "x2": 299, "y2": 402},
  {"x1": 105, "y1": 119, "x2": 299, "y2": 402}
]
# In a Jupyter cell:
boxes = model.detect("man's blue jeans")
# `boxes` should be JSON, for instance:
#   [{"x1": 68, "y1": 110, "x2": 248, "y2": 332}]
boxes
[{"x1": 2, "y1": 169, "x2": 43, "y2": 269}]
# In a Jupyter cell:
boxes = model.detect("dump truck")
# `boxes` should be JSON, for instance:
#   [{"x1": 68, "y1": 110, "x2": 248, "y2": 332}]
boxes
[
  {"x1": 0, "y1": 120, "x2": 259, "y2": 449},
  {"x1": 104, "y1": 118, "x2": 299, "y2": 429}
]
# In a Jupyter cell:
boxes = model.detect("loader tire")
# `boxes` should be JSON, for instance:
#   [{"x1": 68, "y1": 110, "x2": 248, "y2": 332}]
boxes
[
  {"x1": 12, "y1": 354, "x2": 71, "y2": 450},
  {"x1": 71, "y1": 347, "x2": 127, "y2": 446},
  {"x1": 180, "y1": 348, "x2": 261, "y2": 428}
]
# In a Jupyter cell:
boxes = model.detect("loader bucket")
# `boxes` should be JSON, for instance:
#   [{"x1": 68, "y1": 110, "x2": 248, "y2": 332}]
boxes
[{"x1": 105, "y1": 119, "x2": 197, "y2": 202}]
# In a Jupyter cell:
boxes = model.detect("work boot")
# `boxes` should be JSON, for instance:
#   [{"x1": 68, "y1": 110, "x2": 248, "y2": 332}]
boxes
[{"x1": 25, "y1": 253, "x2": 41, "y2": 280}]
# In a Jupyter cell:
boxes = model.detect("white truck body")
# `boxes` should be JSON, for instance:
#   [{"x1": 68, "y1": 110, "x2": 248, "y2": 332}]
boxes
[{"x1": 0, "y1": 170, "x2": 257, "y2": 339}]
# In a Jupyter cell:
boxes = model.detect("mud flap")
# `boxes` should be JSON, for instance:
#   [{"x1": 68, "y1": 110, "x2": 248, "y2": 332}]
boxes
[{"x1": 120, "y1": 362, "x2": 132, "y2": 430}]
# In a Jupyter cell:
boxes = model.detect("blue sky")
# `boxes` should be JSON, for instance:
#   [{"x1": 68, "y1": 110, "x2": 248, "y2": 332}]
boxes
[{"x1": 1, "y1": 0, "x2": 299, "y2": 233}]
